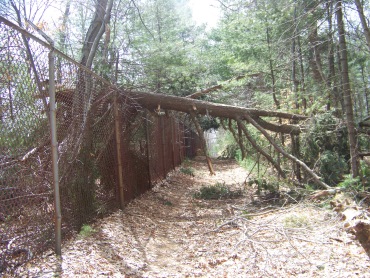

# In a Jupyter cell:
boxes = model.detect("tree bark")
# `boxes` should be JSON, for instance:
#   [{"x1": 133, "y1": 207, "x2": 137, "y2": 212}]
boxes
[
  {"x1": 354, "y1": 0, "x2": 370, "y2": 52},
  {"x1": 80, "y1": 0, "x2": 113, "y2": 69},
  {"x1": 236, "y1": 120, "x2": 246, "y2": 160},
  {"x1": 336, "y1": 0, "x2": 359, "y2": 178},
  {"x1": 326, "y1": 0, "x2": 339, "y2": 110},
  {"x1": 57, "y1": 0, "x2": 71, "y2": 83},
  {"x1": 308, "y1": 26, "x2": 325, "y2": 84},
  {"x1": 127, "y1": 90, "x2": 306, "y2": 135},
  {"x1": 266, "y1": 27, "x2": 280, "y2": 109}
]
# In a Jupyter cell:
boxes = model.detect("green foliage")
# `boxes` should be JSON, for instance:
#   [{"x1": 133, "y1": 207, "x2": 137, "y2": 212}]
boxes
[
  {"x1": 338, "y1": 161, "x2": 370, "y2": 191},
  {"x1": 338, "y1": 174, "x2": 361, "y2": 191},
  {"x1": 79, "y1": 224, "x2": 96, "y2": 238},
  {"x1": 214, "y1": 130, "x2": 238, "y2": 159},
  {"x1": 198, "y1": 116, "x2": 220, "y2": 131},
  {"x1": 360, "y1": 161, "x2": 370, "y2": 189},
  {"x1": 238, "y1": 156, "x2": 268, "y2": 176},
  {"x1": 302, "y1": 112, "x2": 349, "y2": 186},
  {"x1": 193, "y1": 182, "x2": 242, "y2": 200},
  {"x1": 317, "y1": 151, "x2": 347, "y2": 186},
  {"x1": 180, "y1": 167, "x2": 195, "y2": 176},
  {"x1": 218, "y1": 144, "x2": 238, "y2": 159}
]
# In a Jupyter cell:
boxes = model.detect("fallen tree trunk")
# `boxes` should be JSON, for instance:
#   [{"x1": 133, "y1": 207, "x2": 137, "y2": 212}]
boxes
[{"x1": 126, "y1": 90, "x2": 306, "y2": 135}]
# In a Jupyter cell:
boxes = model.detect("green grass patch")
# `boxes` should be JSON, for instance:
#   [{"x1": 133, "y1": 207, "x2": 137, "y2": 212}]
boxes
[
  {"x1": 79, "y1": 224, "x2": 96, "y2": 238},
  {"x1": 180, "y1": 167, "x2": 195, "y2": 176},
  {"x1": 193, "y1": 182, "x2": 243, "y2": 200}
]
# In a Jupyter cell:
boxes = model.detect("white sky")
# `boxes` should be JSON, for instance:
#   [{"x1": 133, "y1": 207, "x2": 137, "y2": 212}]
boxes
[
  {"x1": 38, "y1": 0, "x2": 222, "y2": 33},
  {"x1": 188, "y1": 0, "x2": 221, "y2": 28}
]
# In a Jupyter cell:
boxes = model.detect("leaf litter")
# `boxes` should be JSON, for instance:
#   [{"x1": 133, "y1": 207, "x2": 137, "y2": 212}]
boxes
[{"x1": 8, "y1": 157, "x2": 370, "y2": 277}]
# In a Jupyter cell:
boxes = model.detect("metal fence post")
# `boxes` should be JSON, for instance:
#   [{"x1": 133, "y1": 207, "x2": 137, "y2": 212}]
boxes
[
  {"x1": 49, "y1": 49, "x2": 62, "y2": 256},
  {"x1": 145, "y1": 111, "x2": 152, "y2": 187},
  {"x1": 114, "y1": 93, "x2": 125, "y2": 209}
]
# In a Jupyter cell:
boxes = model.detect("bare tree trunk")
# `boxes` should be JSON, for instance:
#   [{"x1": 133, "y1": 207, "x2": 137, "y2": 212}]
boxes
[
  {"x1": 267, "y1": 25, "x2": 283, "y2": 175},
  {"x1": 80, "y1": 0, "x2": 113, "y2": 69},
  {"x1": 266, "y1": 27, "x2": 280, "y2": 109},
  {"x1": 354, "y1": 0, "x2": 370, "y2": 52},
  {"x1": 336, "y1": 0, "x2": 359, "y2": 178},
  {"x1": 221, "y1": 119, "x2": 247, "y2": 160},
  {"x1": 308, "y1": 26, "x2": 325, "y2": 85},
  {"x1": 297, "y1": 35, "x2": 306, "y2": 111},
  {"x1": 9, "y1": 1, "x2": 49, "y2": 114},
  {"x1": 326, "y1": 0, "x2": 339, "y2": 110},
  {"x1": 56, "y1": 0, "x2": 71, "y2": 82},
  {"x1": 190, "y1": 112, "x2": 215, "y2": 175},
  {"x1": 236, "y1": 120, "x2": 246, "y2": 160},
  {"x1": 291, "y1": 4, "x2": 301, "y2": 181}
]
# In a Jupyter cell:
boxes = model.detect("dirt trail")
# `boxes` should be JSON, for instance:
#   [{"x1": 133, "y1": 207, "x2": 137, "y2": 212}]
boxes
[{"x1": 11, "y1": 157, "x2": 369, "y2": 277}]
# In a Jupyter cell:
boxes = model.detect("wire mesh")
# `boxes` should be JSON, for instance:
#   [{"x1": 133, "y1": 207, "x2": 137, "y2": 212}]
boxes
[
  {"x1": 0, "y1": 19, "x2": 200, "y2": 274},
  {"x1": 0, "y1": 20, "x2": 54, "y2": 273}
]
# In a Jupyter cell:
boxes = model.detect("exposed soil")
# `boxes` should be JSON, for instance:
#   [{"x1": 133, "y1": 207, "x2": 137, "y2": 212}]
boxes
[{"x1": 8, "y1": 157, "x2": 370, "y2": 277}]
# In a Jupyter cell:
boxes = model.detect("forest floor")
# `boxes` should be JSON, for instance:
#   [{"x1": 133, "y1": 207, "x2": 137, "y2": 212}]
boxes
[{"x1": 10, "y1": 157, "x2": 370, "y2": 277}]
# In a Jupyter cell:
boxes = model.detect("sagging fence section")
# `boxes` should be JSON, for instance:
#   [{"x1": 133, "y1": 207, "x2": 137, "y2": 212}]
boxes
[{"x1": 0, "y1": 18, "x2": 199, "y2": 274}]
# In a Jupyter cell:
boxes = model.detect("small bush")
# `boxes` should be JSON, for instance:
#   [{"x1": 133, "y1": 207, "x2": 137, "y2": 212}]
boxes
[
  {"x1": 318, "y1": 150, "x2": 347, "y2": 186},
  {"x1": 218, "y1": 144, "x2": 238, "y2": 159},
  {"x1": 360, "y1": 160, "x2": 370, "y2": 190},
  {"x1": 194, "y1": 183, "x2": 242, "y2": 200},
  {"x1": 180, "y1": 167, "x2": 195, "y2": 176},
  {"x1": 79, "y1": 224, "x2": 95, "y2": 238}
]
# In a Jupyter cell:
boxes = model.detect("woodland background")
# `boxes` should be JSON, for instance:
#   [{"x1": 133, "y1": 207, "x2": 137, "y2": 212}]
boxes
[
  {"x1": 1, "y1": 0, "x2": 370, "y2": 204},
  {"x1": 1, "y1": 0, "x2": 370, "y2": 274}
]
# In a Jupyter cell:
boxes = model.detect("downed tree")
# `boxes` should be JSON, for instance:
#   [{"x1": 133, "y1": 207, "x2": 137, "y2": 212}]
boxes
[
  {"x1": 127, "y1": 90, "x2": 306, "y2": 135},
  {"x1": 125, "y1": 90, "x2": 330, "y2": 189}
]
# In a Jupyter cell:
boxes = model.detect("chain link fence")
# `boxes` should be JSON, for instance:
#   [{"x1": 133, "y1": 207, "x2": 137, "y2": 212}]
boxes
[{"x1": 0, "y1": 17, "x2": 199, "y2": 275}]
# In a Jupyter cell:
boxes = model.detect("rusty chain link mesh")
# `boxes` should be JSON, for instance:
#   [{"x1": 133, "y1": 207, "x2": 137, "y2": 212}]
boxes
[{"x1": 0, "y1": 19, "x2": 199, "y2": 274}]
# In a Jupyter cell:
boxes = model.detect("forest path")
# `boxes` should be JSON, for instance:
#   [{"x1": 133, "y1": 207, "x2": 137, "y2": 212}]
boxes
[{"x1": 13, "y1": 157, "x2": 369, "y2": 277}]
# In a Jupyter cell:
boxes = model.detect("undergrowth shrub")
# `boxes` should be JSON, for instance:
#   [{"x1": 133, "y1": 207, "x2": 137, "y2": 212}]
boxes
[
  {"x1": 302, "y1": 112, "x2": 349, "y2": 187},
  {"x1": 339, "y1": 161, "x2": 370, "y2": 191},
  {"x1": 317, "y1": 150, "x2": 347, "y2": 186},
  {"x1": 180, "y1": 167, "x2": 195, "y2": 176},
  {"x1": 79, "y1": 224, "x2": 95, "y2": 238},
  {"x1": 194, "y1": 182, "x2": 242, "y2": 200}
]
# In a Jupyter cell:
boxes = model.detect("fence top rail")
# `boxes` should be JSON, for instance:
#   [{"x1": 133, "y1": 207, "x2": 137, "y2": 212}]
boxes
[{"x1": 0, "y1": 16, "x2": 115, "y2": 88}]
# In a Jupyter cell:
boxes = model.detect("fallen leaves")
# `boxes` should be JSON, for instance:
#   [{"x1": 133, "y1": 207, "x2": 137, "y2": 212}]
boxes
[{"x1": 8, "y1": 158, "x2": 370, "y2": 277}]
